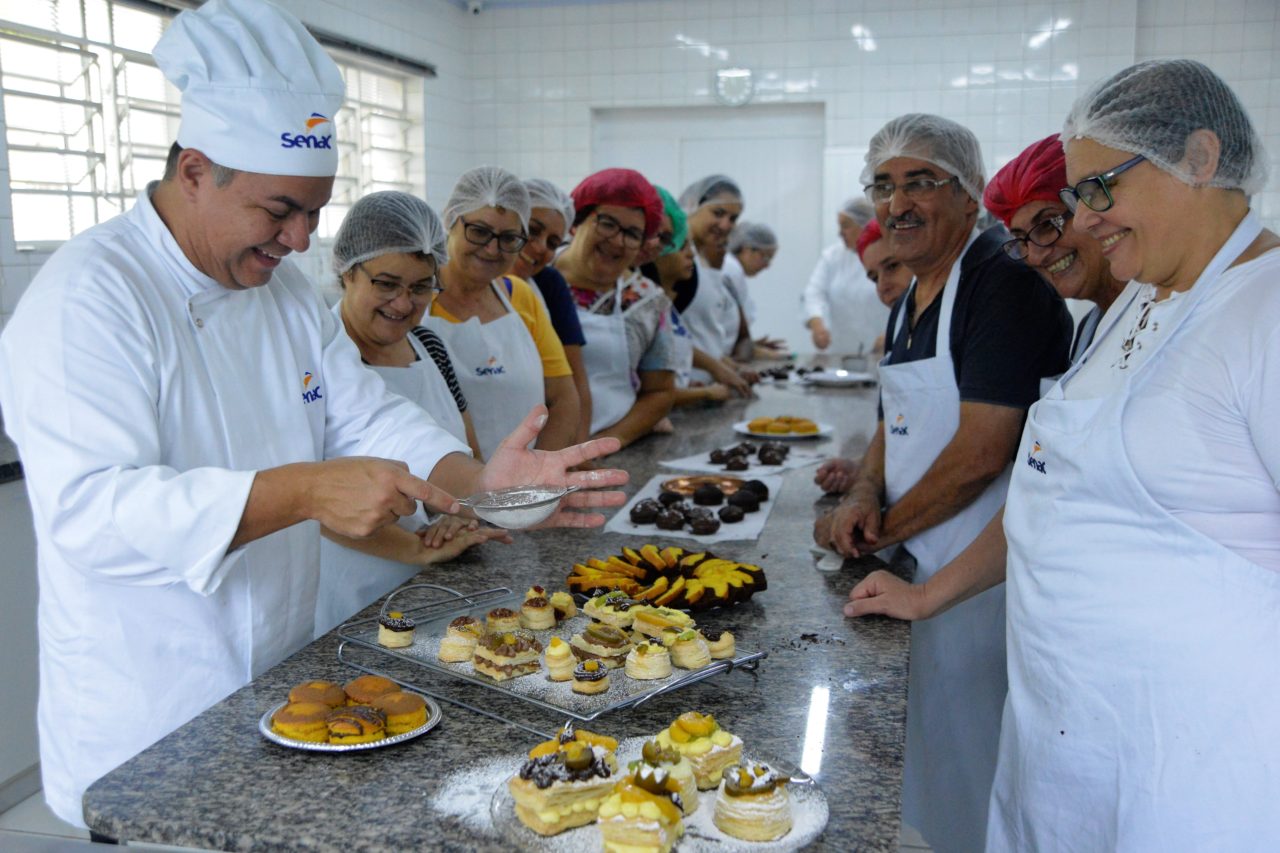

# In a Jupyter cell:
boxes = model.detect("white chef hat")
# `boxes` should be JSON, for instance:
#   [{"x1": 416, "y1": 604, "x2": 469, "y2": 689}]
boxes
[{"x1": 153, "y1": 0, "x2": 346, "y2": 178}]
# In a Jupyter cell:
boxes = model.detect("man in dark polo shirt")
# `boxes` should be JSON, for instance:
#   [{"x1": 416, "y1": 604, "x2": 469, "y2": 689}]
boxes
[{"x1": 813, "y1": 114, "x2": 1070, "y2": 853}]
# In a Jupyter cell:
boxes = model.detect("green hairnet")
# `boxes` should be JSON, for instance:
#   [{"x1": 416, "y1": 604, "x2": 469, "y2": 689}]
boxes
[{"x1": 654, "y1": 185, "x2": 688, "y2": 256}]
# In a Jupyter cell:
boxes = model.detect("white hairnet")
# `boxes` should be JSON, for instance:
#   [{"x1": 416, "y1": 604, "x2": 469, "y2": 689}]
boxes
[
  {"x1": 1062, "y1": 59, "x2": 1268, "y2": 196},
  {"x1": 861, "y1": 113, "x2": 986, "y2": 202},
  {"x1": 728, "y1": 221, "x2": 777, "y2": 253},
  {"x1": 678, "y1": 174, "x2": 744, "y2": 213},
  {"x1": 441, "y1": 166, "x2": 531, "y2": 231},
  {"x1": 332, "y1": 191, "x2": 448, "y2": 276},
  {"x1": 523, "y1": 178, "x2": 575, "y2": 238},
  {"x1": 839, "y1": 198, "x2": 876, "y2": 226}
]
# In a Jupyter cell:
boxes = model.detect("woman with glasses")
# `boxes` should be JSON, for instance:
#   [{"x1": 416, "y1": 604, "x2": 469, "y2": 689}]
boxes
[
  {"x1": 510, "y1": 178, "x2": 593, "y2": 443},
  {"x1": 847, "y1": 61, "x2": 1280, "y2": 849},
  {"x1": 984, "y1": 134, "x2": 1127, "y2": 366},
  {"x1": 425, "y1": 167, "x2": 580, "y2": 459},
  {"x1": 554, "y1": 168, "x2": 678, "y2": 448},
  {"x1": 316, "y1": 191, "x2": 511, "y2": 635}
]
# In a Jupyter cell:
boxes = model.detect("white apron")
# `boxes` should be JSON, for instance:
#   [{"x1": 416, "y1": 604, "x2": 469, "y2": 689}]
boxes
[
  {"x1": 990, "y1": 213, "x2": 1280, "y2": 852},
  {"x1": 424, "y1": 279, "x2": 542, "y2": 459},
  {"x1": 315, "y1": 318, "x2": 467, "y2": 636},
  {"x1": 682, "y1": 254, "x2": 736, "y2": 380},
  {"x1": 577, "y1": 281, "x2": 639, "y2": 434},
  {"x1": 881, "y1": 248, "x2": 1011, "y2": 853}
]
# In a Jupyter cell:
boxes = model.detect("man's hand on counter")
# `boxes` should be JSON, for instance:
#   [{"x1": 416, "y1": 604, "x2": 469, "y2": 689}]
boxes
[
  {"x1": 844, "y1": 570, "x2": 932, "y2": 621},
  {"x1": 815, "y1": 483, "x2": 885, "y2": 557}
]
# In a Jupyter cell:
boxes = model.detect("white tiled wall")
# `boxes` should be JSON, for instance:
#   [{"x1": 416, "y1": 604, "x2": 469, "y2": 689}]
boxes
[{"x1": 0, "y1": 0, "x2": 1277, "y2": 325}]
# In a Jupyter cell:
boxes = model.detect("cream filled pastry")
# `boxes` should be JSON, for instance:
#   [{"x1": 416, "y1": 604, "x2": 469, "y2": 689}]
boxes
[
  {"x1": 437, "y1": 615, "x2": 485, "y2": 663},
  {"x1": 597, "y1": 765, "x2": 685, "y2": 853},
  {"x1": 700, "y1": 628, "x2": 736, "y2": 660},
  {"x1": 520, "y1": 596, "x2": 556, "y2": 630},
  {"x1": 625, "y1": 640, "x2": 673, "y2": 680},
  {"x1": 582, "y1": 590, "x2": 641, "y2": 629},
  {"x1": 569, "y1": 622, "x2": 633, "y2": 669},
  {"x1": 631, "y1": 605, "x2": 695, "y2": 640},
  {"x1": 472, "y1": 629, "x2": 543, "y2": 681},
  {"x1": 509, "y1": 740, "x2": 618, "y2": 836},
  {"x1": 712, "y1": 763, "x2": 793, "y2": 841},
  {"x1": 635, "y1": 738, "x2": 699, "y2": 815},
  {"x1": 654, "y1": 712, "x2": 743, "y2": 790},
  {"x1": 549, "y1": 590, "x2": 578, "y2": 621},
  {"x1": 486, "y1": 607, "x2": 521, "y2": 633},
  {"x1": 377, "y1": 610, "x2": 416, "y2": 648},
  {"x1": 670, "y1": 629, "x2": 712, "y2": 670},
  {"x1": 544, "y1": 636, "x2": 576, "y2": 681},
  {"x1": 572, "y1": 659, "x2": 611, "y2": 694}
]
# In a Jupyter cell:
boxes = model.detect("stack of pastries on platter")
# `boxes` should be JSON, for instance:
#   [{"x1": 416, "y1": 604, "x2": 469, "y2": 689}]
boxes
[
  {"x1": 568, "y1": 545, "x2": 767, "y2": 610},
  {"x1": 433, "y1": 583, "x2": 737, "y2": 691},
  {"x1": 508, "y1": 715, "x2": 795, "y2": 849},
  {"x1": 269, "y1": 675, "x2": 428, "y2": 744}
]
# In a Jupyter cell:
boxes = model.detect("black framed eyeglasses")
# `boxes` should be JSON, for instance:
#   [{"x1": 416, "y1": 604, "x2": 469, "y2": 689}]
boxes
[
  {"x1": 863, "y1": 175, "x2": 959, "y2": 204},
  {"x1": 593, "y1": 212, "x2": 645, "y2": 248},
  {"x1": 1059, "y1": 154, "x2": 1146, "y2": 213},
  {"x1": 459, "y1": 216, "x2": 527, "y2": 253},
  {"x1": 357, "y1": 264, "x2": 443, "y2": 300},
  {"x1": 1001, "y1": 212, "x2": 1071, "y2": 261}
]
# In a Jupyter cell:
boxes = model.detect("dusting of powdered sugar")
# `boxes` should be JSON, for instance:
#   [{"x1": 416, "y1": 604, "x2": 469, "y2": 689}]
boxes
[{"x1": 429, "y1": 736, "x2": 830, "y2": 850}]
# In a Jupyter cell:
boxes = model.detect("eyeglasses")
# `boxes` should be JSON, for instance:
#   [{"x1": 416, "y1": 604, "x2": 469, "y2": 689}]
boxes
[
  {"x1": 864, "y1": 175, "x2": 959, "y2": 204},
  {"x1": 358, "y1": 264, "x2": 442, "y2": 300},
  {"x1": 593, "y1": 212, "x2": 645, "y2": 248},
  {"x1": 1059, "y1": 154, "x2": 1146, "y2": 213},
  {"x1": 1002, "y1": 212, "x2": 1071, "y2": 261},
  {"x1": 459, "y1": 216, "x2": 527, "y2": 253}
]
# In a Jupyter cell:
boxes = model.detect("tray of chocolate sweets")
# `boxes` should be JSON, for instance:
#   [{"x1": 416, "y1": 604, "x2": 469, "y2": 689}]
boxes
[{"x1": 335, "y1": 583, "x2": 767, "y2": 725}]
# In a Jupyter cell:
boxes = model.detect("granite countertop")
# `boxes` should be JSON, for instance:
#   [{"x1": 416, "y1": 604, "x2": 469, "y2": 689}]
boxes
[{"x1": 84, "y1": 377, "x2": 910, "y2": 851}]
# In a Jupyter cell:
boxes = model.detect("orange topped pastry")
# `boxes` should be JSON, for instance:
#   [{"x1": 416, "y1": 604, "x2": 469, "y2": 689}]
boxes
[
  {"x1": 596, "y1": 765, "x2": 685, "y2": 853},
  {"x1": 654, "y1": 711, "x2": 743, "y2": 790},
  {"x1": 509, "y1": 738, "x2": 618, "y2": 836},
  {"x1": 713, "y1": 763, "x2": 793, "y2": 841}
]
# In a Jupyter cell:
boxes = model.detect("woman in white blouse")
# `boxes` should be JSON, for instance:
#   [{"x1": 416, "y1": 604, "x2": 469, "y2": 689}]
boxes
[{"x1": 801, "y1": 197, "x2": 889, "y2": 356}]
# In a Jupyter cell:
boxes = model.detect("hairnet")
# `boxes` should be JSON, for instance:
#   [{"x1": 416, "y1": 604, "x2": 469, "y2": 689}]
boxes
[
  {"x1": 678, "y1": 174, "x2": 744, "y2": 214},
  {"x1": 654, "y1": 185, "x2": 688, "y2": 255},
  {"x1": 855, "y1": 219, "x2": 883, "y2": 261},
  {"x1": 861, "y1": 113, "x2": 986, "y2": 202},
  {"x1": 332, "y1": 191, "x2": 448, "y2": 276},
  {"x1": 571, "y1": 168, "x2": 664, "y2": 238},
  {"x1": 523, "y1": 178, "x2": 575, "y2": 239},
  {"x1": 839, "y1": 197, "x2": 876, "y2": 227},
  {"x1": 728, "y1": 221, "x2": 778, "y2": 253},
  {"x1": 983, "y1": 134, "x2": 1066, "y2": 227},
  {"x1": 441, "y1": 166, "x2": 531, "y2": 231},
  {"x1": 1062, "y1": 59, "x2": 1267, "y2": 195}
]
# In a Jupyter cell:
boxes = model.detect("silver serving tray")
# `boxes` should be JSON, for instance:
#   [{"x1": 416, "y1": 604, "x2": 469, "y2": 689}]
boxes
[
  {"x1": 258, "y1": 692, "x2": 442, "y2": 753},
  {"x1": 336, "y1": 585, "x2": 766, "y2": 724}
]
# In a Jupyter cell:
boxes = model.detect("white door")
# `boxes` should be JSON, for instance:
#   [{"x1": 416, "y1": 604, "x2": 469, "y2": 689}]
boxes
[{"x1": 592, "y1": 104, "x2": 826, "y2": 354}]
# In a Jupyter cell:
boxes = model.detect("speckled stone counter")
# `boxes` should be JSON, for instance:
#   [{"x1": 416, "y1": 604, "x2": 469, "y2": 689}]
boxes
[{"x1": 84, "y1": 377, "x2": 910, "y2": 851}]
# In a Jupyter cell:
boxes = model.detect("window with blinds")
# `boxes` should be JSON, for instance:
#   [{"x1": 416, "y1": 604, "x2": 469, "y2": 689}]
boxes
[{"x1": 0, "y1": 0, "x2": 424, "y2": 244}]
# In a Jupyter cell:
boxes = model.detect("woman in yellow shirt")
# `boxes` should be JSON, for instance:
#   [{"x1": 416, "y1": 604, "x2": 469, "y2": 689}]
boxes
[{"x1": 424, "y1": 167, "x2": 580, "y2": 458}]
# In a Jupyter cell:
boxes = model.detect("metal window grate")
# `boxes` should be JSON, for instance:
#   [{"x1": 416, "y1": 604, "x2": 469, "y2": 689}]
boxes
[{"x1": 0, "y1": 0, "x2": 425, "y2": 245}]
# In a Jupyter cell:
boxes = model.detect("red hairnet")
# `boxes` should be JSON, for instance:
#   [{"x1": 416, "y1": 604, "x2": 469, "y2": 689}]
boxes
[
  {"x1": 855, "y1": 219, "x2": 883, "y2": 261},
  {"x1": 571, "y1": 168, "x2": 663, "y2": 238},
  {"x1": 983, "y1": 134, "x2": 1067, "y2": 227}
]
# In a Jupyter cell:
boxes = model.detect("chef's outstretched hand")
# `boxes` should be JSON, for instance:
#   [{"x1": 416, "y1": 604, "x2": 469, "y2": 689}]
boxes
[
  {"x1": 308, "y1": 456, "x2": 461, "y2": 538},
  {"x1": 480, "y1": 406, "x2": 629, "y2": 527},
  {"x1": 844, "y1": 570, "x2": 931, "y2": 621}
]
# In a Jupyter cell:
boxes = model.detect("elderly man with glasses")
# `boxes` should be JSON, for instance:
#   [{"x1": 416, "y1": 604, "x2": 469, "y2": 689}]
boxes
[{"x1": 814, "y1": 114, "x2": 1071, "y2": 853}]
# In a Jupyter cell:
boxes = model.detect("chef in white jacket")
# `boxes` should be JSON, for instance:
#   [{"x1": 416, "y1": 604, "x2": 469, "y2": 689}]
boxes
[
  {"x1": 802, "y1": 198, "x2": 889, "y2": 356},
  {"x1": 677, "y1": 175, "x2": 749, "y2": 378},
  {"x1": 0, "y1": 0, "x2": 623, "y2": 829}
]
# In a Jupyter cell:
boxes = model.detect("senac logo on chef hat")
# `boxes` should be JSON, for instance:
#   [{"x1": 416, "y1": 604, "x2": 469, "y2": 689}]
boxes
[{"x1": 281, "y1": 112, "x2": 333, "y2": 150}]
